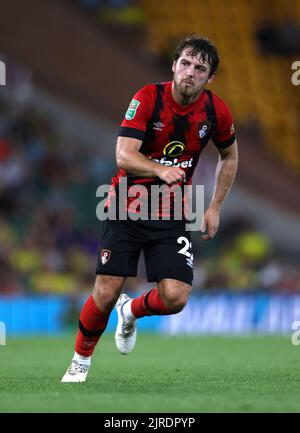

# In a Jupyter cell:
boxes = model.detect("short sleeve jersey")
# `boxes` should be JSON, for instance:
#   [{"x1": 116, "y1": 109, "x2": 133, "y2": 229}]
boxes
[
  {"x1": 109, "y1": 81, "x2": 236, "y2": 217},
  {"x1": 113, "y1": 81, "x2": 235, "y2": 186}
]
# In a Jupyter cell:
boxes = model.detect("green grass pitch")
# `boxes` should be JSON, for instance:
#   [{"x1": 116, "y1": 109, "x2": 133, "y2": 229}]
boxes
[{"x1": 0, "y1": 333, "x2": 300, "y2": 412}]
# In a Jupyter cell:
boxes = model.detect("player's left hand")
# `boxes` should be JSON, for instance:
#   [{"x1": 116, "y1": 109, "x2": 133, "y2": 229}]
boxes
[{"x1": 200, "y1": 207, "x2": 220, "y2": 240}]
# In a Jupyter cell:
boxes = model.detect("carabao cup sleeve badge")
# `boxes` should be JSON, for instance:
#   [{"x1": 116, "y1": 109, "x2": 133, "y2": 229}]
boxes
[{"x1": 125, "y1": 99, "x2": 140, "y2": 120}]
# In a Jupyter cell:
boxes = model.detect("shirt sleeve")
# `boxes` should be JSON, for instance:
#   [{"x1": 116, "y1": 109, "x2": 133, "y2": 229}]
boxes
[
  {"x1": 212, "y1": 96, "x2": 236, "y2": 149},
  {"x1": 118, "y1": 84, "x2": 155, "y2": 141}
]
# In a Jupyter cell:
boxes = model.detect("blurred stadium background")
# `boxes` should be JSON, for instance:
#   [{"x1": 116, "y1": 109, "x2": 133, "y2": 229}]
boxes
[{"x1": 0, "y1": 0, "x2": 300, "y2": 338}]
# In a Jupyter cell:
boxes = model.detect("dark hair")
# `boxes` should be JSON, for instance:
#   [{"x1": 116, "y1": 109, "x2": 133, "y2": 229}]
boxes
[{"x1": 173, "y1": 34, "x2": 219, "y2": 77}]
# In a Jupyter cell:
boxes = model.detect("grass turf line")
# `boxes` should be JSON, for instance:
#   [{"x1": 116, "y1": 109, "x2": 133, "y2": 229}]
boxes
[{"x1": 0, "y1": 334, "x2": 299, "y2": 412}]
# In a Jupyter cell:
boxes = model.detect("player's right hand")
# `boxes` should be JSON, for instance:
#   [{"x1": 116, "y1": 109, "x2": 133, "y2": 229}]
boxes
[{"x1": 157, "y1": 166, "x2": 186, "y2": 185}]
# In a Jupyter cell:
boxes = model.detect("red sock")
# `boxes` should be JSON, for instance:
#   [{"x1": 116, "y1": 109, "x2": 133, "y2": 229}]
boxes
[
  {"x1": 75, "y1": 294, "x2": 110, "y2": 357},
  {"x1": 131, "y1": 288, "x2": 172, "y2": 318}
]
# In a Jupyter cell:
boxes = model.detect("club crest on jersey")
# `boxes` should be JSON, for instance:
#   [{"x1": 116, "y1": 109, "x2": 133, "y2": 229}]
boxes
[
  {"x1": 125, "y1": 99, "x2": 140, "y2": 120},
  {"x1": 100, "y1": 249, "x2": 111, "y2": 265},
  {"x1": 163, "y1": 141, "x2": 186, "y2": 158},
  {"x1": 198, "y1": 121, "x2": 211, "y2": 140}
]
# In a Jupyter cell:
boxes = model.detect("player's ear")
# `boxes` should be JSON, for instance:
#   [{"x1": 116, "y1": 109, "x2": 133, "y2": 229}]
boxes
[
  {"x1": 172, "y1": 61, "x2": 176, "y2": 73},
  {"x1": 207, "y1": 72, "x2": 216, "y2": 84}
]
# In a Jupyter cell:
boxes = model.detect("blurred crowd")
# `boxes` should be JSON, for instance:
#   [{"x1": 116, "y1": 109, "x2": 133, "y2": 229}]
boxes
[
  {"x1": 74, "y1": 0, "x2": 144, "y2": 26},
  {"x1": 1, "y1": 75, "x2": 300, "y2": 296},
  {"x1": 256, "y1": 18, "x2": 300, "y2": 57},
  {"x1": 192, "y1": 217, "x2": 300, "y2": 293},
  {"x1": 0, "y1": 95, "x2": 108, "y2": 296}
]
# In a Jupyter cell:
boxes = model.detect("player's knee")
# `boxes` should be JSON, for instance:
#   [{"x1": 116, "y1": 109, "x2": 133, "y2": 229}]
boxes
[
  {"x1": 93, "y1": 287, "x2": 116, "y2": 312},
  {"x1": 93, "y1": 275, "x2": 124, "y2": 312},
  {"x1": 168, "y1": 299, "x2": 187, "y2": 314},
  {"x1": 162, "y1": 289, "x2": 189, "y2": 313},
  {"x1": 159, "y1": 279, "x2": 192, "y2": 313}
]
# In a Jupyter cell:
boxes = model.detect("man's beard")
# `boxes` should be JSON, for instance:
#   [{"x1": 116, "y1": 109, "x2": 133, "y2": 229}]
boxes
[{"x1": 174, "y1": 79, "x2": 202, "y2": 98}]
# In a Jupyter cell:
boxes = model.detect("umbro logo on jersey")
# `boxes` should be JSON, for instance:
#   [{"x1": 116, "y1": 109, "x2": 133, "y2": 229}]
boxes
[{"x1": 153, "y1": 122, "x2": 165, "y2": 131}]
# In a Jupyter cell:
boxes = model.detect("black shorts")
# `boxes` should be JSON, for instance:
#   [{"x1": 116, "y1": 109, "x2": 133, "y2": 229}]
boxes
[{"x1": 96, "y1": 219, "x2": 193, "y2": 285}]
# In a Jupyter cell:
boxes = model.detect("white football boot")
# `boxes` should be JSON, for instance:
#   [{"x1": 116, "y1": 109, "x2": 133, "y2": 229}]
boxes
[
  {"x1": 61, "y1": 360, "x2": 90, "y2": 383},
  {"x1": 115, "y1": 294, "x2": 137, "y2": 355}
]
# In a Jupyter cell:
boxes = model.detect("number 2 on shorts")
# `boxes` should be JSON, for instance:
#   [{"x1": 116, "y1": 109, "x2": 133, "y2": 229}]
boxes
[{"x1": 177, "y1": 236, "x2": 193, "y2": 260}]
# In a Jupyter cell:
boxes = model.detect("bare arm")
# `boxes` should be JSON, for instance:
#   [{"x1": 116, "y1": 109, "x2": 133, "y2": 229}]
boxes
[
  {"x1": 210, "y1": 140, "x2": 238, "y2": 210},
  {"x1": 201, "y1": 140, "x2": 238, "y2": 239},
  {"x1": 116, "y1": 136, "x2": 161, "y2": 177},
  {"x1": 116, "y1": 136, "x2": 186, "y2": 185}
]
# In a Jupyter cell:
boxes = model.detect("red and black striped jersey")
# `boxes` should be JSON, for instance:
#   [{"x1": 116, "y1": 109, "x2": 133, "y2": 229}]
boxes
[
  {"x1": 113, "y1": 81, "x2": 235, "y2": 186},
  {"x1": 109, "y1": 81, "x2": 236, "y2": 218}
]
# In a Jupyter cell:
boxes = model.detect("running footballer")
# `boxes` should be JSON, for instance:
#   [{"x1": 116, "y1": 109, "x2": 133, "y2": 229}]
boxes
[{"x1": 62, "y1": 35, "x2": 238, "y2": 382}]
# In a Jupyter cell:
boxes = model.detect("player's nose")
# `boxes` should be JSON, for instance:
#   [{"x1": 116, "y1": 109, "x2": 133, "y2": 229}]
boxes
[
  {"x1": 186, "y1": 65, "x2": 195, "y2": 77},
  {"x1": 185, "y1": 71, "x2": 194, "y2": 79}
]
